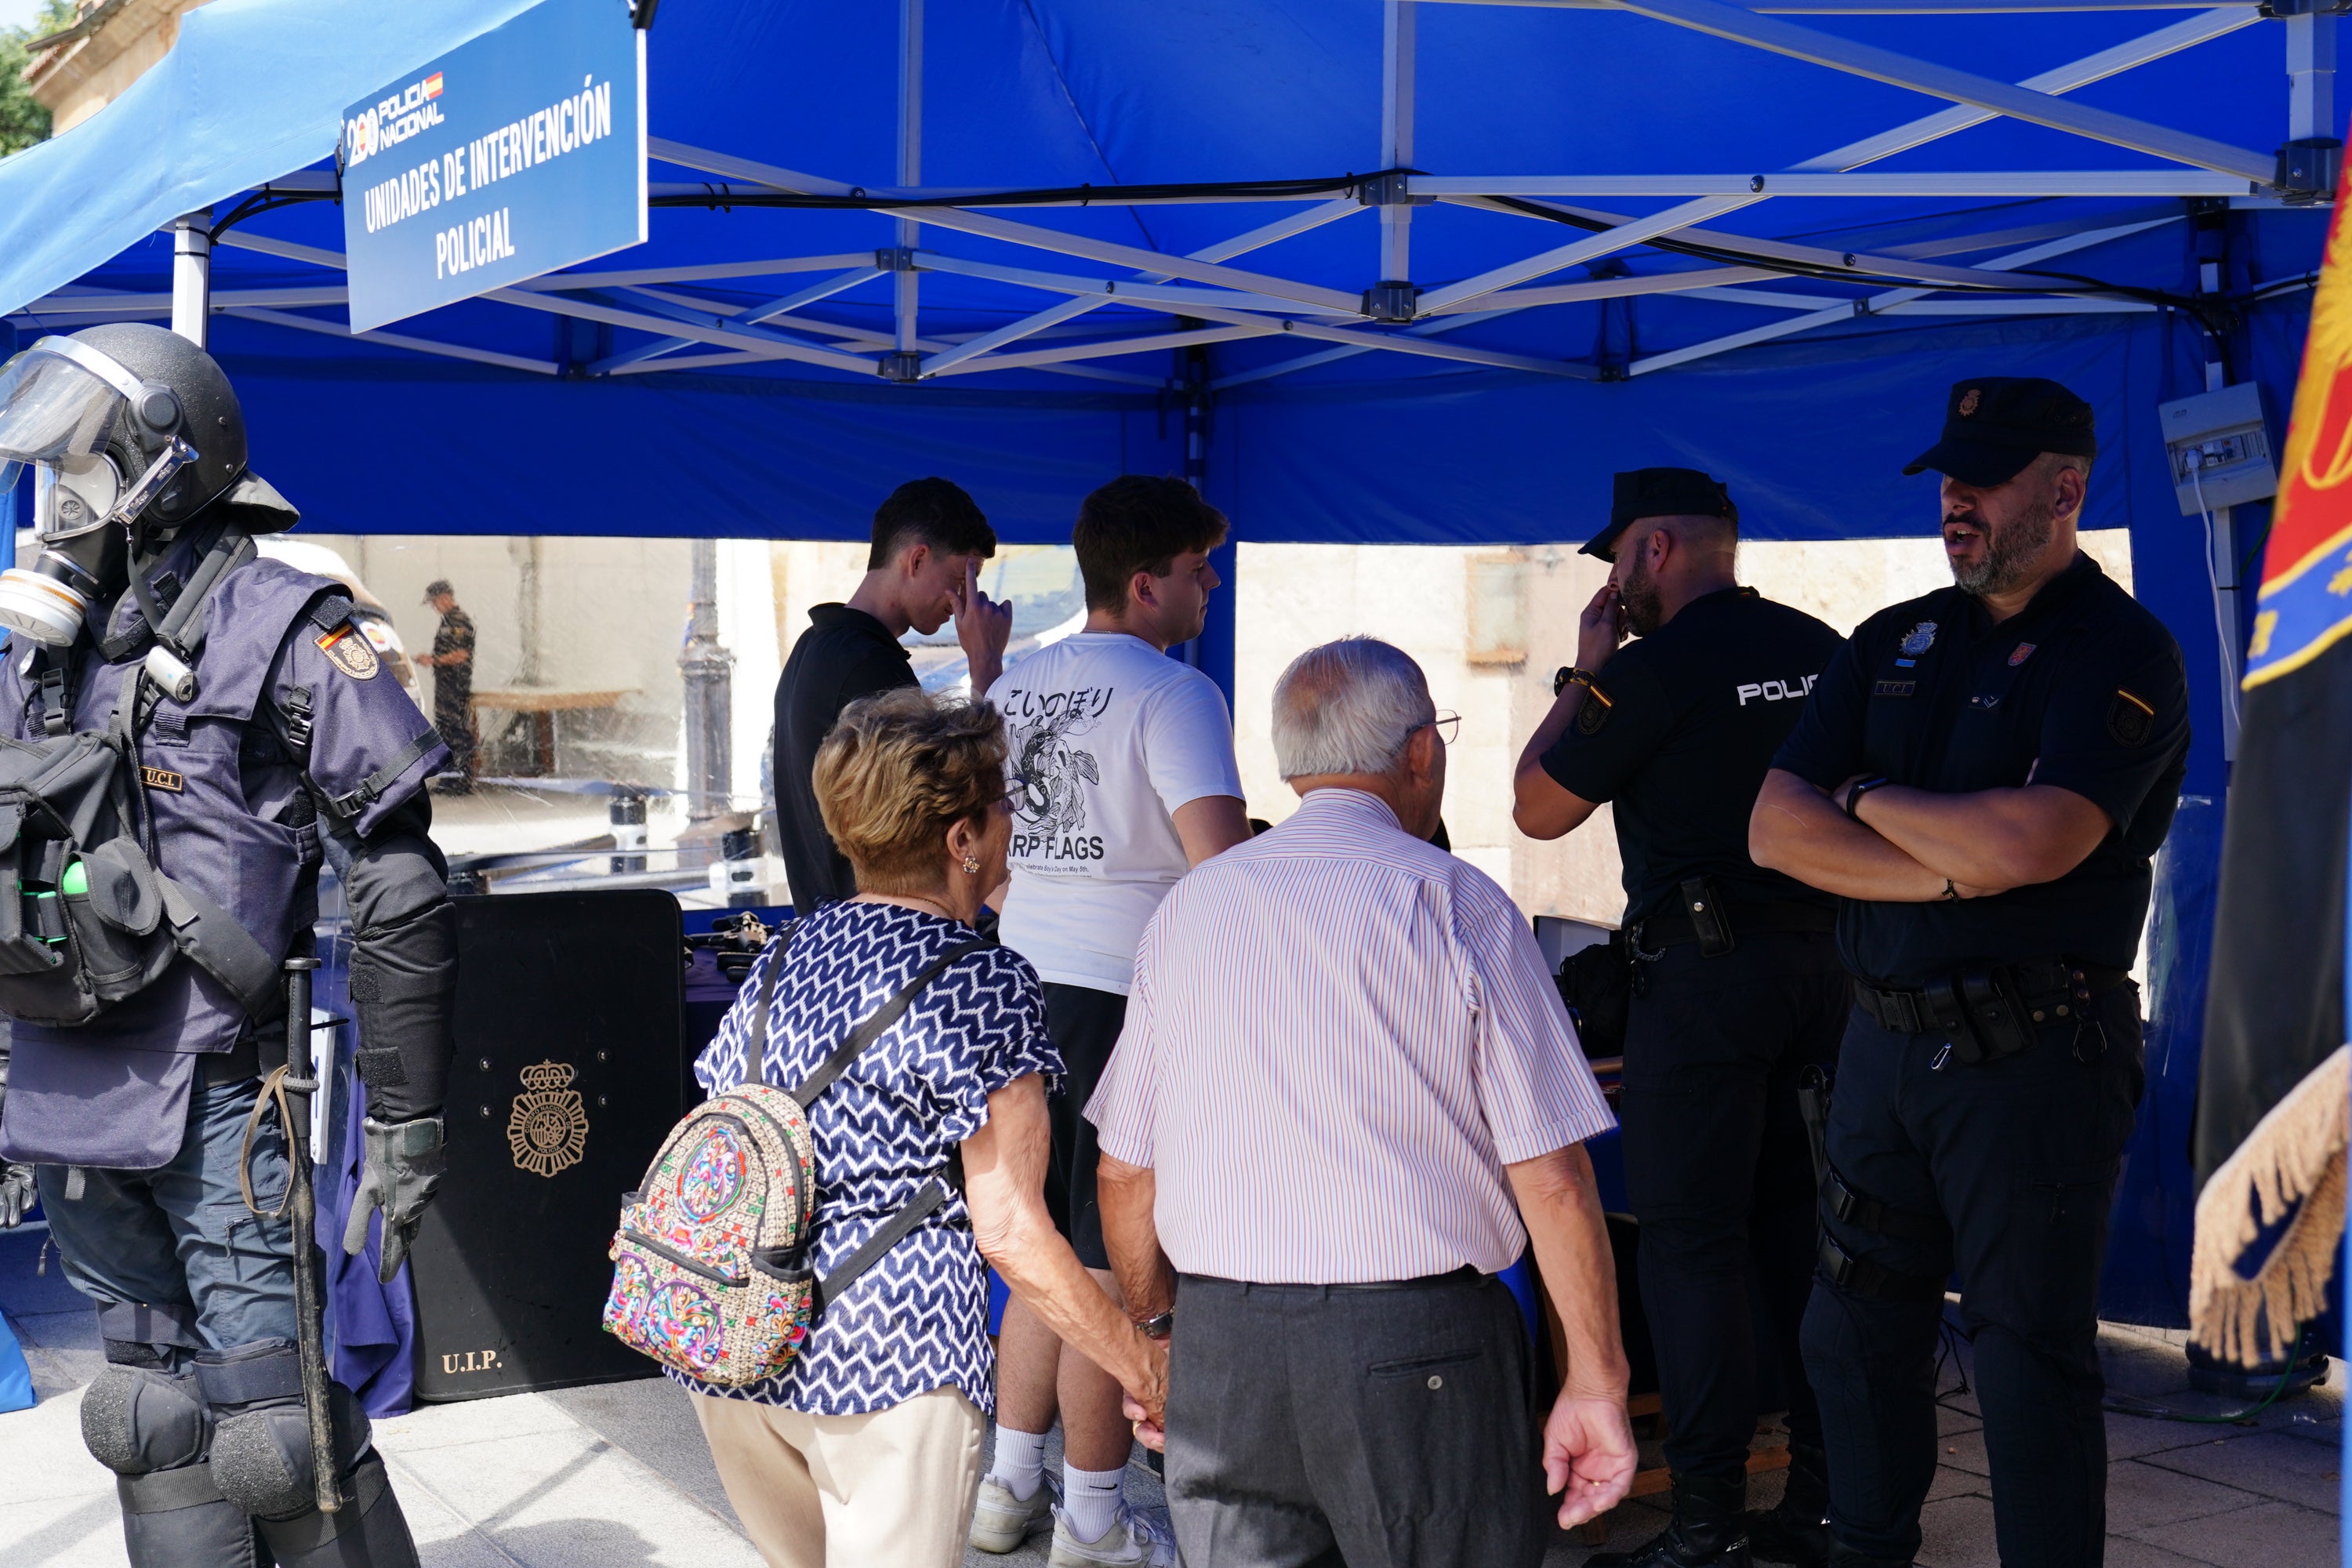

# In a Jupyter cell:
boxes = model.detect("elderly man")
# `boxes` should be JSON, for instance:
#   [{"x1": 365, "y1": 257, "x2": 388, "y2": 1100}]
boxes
[{"x1": 1090, "y1": 637, "x2": 1637, "y2": 1568}]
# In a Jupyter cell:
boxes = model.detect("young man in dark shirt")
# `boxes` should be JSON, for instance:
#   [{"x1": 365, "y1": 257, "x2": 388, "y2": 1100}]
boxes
[
  {"x1": 773, "y1": 477, "x2": 1012, "y2": 913},
  {"x1": 1515, "y1": 469, "x2": 1849, "y2": 1568}
]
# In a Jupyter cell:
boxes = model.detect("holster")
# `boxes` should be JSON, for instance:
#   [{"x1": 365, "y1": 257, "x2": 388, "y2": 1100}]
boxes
[{"x1": 1679, "y1": 876, "x2": 1736, "y2": 958}]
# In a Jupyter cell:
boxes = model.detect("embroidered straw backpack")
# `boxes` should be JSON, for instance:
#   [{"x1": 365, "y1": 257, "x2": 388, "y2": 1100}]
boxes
[{"x1": 604, "y1": 925, "x2": 989, "y2": 1386}]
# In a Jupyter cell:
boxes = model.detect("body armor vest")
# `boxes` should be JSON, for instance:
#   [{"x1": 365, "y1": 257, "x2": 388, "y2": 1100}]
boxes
[{"x1": 0, "y1": 534, "x2": 336, "y2": 1060}]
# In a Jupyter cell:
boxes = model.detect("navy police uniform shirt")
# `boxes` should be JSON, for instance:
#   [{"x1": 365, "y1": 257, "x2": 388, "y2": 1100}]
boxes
[
  {"x1": 1541, "y1": 586, "x2": 1846, "y2": 926},
  {"x1": 1771, "y1": 552, "x2": 2189, "y2": 987}
]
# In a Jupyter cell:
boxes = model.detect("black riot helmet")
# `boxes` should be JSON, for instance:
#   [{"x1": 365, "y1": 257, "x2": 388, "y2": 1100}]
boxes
[
  {"x1": 57, "y1": 323, "x2": 299, "y2": 535},
  {"x1": 0, "y1": 323, "x2": 299, "y2": 646}
]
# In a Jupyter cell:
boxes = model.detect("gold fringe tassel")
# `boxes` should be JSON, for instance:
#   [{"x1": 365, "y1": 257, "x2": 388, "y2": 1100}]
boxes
[{"x1": 2189, "y1": 1044, "x2": 2350, "y2": 1367}]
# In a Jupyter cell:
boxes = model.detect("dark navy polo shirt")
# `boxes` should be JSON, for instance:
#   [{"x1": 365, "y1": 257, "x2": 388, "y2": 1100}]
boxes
[
  {"x1": 1772, "y1": 552, "x2": 2190, "y2": 986},
  {"x1": 773, "y1": 604, "x2": 916, "y2": 913},
  {"x1": 1541, "y1": 586, "x2": 1846, "y2": 925}
]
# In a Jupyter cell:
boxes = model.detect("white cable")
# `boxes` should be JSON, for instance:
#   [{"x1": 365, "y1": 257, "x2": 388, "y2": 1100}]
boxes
[{"x1": 2190, "y1": 459, "x2": 2245, "y2": 741}]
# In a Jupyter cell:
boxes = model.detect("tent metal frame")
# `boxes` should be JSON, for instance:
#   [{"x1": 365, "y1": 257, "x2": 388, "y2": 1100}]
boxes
[{"x1": 5, "y1": 0, "x2": 2318, "y2": 388}]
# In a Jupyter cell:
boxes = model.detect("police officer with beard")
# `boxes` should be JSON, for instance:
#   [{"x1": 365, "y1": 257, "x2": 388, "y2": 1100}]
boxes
[
  {"x1": 1515, "y1": 468, "x2": 1849, "y2": 1567},
  {"x1": 1752, "y1": 380, "x2": 2188, "y2": 1567},
  {"x1": 0, "y1": 323, "x2": 455, "y2": 1567}
]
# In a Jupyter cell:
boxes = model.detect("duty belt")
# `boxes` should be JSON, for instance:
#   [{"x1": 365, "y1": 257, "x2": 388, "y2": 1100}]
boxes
[
  {"x1": 1854, "y1": 958, "x2": 2129, "y2": 1065},
  {"x1": 1632, "y1": 894, "x2": 1835, "y2": 957}
]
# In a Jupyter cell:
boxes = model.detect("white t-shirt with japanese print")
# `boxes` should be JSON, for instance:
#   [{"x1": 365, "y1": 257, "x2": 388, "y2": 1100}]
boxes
[{"x1": 986, "y1": 632, "x2": 1244, "y2": 995}]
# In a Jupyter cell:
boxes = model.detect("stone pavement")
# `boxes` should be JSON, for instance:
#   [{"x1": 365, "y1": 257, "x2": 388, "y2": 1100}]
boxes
[{"x1": 1, "y1": 1232, "x2": 2338, "y2": 1567}]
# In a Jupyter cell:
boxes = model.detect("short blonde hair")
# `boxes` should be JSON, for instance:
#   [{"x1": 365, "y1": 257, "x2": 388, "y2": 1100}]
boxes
[{"x1": 814, "y1": 688, "x2": 1007, "y2": 895}]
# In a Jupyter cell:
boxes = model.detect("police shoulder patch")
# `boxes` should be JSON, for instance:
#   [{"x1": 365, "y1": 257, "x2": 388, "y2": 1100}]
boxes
[
  {"x1": 316, "y1": 622, "x2": 380, "y2": 681},
  {"x1": 1576, "y1": 687, "x2": 1613, "y2": 735},
  {"x1": 2107, "y1": 688, "x2": 2154, "y2": 747}
]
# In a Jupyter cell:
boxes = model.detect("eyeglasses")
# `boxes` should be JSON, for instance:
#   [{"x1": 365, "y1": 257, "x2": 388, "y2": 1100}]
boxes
[{"x1": 1416, "y1": 712, "x2": 1461, "y2": 746}]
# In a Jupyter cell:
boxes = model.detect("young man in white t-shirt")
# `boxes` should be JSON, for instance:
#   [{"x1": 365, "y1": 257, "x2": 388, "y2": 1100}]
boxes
[{"x1": 971, "y1": 477, "x2": 1251, "y2": 1567}]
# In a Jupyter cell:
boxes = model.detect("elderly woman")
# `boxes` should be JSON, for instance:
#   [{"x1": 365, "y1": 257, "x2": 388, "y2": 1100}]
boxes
[{"x1": 679, "y1": 688, "x2": 1167, "y2": 1568}]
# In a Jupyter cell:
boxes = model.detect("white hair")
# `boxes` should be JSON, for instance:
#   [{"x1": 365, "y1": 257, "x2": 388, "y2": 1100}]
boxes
[{"x1": 1272, "y1": 637, "x2": 1436, "y2": 780}]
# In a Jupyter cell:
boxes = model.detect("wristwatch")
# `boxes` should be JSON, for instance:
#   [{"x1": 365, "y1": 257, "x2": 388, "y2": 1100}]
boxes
[
  {"x1": 1553, "y1": 666, "x2": 1600, "y2": 699},
  {"x1": 1844, "y1": 775, "x2": 1891, "y2": 821},
  {"x1": 1137, "y1": 1309, "x2": 1174, "y2": 1341}
]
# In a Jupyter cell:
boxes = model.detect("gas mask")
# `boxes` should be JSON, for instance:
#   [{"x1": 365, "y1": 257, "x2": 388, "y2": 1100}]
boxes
[{"x1": 0, "y1": 336, "x2": 198, "y2": 648}]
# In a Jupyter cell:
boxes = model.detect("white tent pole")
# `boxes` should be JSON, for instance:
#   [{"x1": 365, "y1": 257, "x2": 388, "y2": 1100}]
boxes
[
  {"x1": 893, "y1": 0, "x2": 924, "y2": 372},
  {"x1": 1613, "y1": 0, "x2": 2274, "y2": 180},
  {"x1": 1381, "y1": 2, "x2": 1417, "y2": 286},
  {"x1": 171, "y1": 212, "x2": 212, "y2": 348},
  {"x1": 1218, "y1": 6, "x2": 2248, "y2": 387},
  {"x1": 1414, "y1": 195, "x2": 1759, "y2": 312},
  {"x1": 918, "y1": 198, "x2": 1360, "y2": 376},
  {"x1": 2287, "y1": 10, "x2": 2336, "y2": 143},
  {"x1": 1628, "y1": 215, "x2": 2176, "y2": 375}
]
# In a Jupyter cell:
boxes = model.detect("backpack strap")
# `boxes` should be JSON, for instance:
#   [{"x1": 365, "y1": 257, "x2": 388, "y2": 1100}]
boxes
[
  {"x1": 739, "y1": 920, "x2": 803, "y2": 1088},
  {"x1": 815, "y1": 1176, "x2": 951, "y2": 1312},
  {"x1": 154, "y1": 872, "x2": 284, "y2": 1018},
  {"x1": 789, "y1": 937, "x2": 994, "y2": 1109}
]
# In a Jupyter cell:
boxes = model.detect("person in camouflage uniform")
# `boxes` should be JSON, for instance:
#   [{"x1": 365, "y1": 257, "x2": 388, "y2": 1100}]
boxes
[{"x1": 417, "y1": 580, "x2": 476, "y2": 791}]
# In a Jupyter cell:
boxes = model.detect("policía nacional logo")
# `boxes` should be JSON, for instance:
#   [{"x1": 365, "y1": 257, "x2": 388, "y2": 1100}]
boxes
[
  {"x1": 507, "y1": 1061, "x2": 589, "y2": 1178},
  {"x1": 1958, "y1": 387, "x2": 1982, "y2": 417},
  {"x1": 1894, "y1": 620, "x2": 1938, "y2": 668}
]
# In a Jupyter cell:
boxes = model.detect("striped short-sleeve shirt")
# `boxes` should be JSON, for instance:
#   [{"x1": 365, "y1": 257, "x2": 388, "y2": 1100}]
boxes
[{"x1": 1084, "y1": 786, "x2": 1614, "y2": 1284}]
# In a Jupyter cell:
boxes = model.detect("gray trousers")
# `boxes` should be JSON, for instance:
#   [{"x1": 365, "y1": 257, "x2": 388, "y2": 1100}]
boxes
[
  {"x1": 39, "y1": 1073, "x2": 296, "y2": 1353},
  {"x1": 1166, "y1": 1269, "x2": 1547, "y2": 1568}
]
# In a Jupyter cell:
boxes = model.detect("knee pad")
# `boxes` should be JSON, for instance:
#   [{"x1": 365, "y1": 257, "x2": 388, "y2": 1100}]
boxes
[
  {"x1": 198, "y1": 1339, "x2": 319, "y2": 1522},
  {"x1": 256, "y1": 1451, "x2": 420, "y2": 1568},
  {"x1": 82, "y1": 1363, "x2": 210, "y2": 1478}
]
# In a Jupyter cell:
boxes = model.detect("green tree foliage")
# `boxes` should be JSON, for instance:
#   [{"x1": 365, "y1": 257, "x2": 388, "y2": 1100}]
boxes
[{"x1": 1, "y1": 3, "x2": 87, "y2": 158}]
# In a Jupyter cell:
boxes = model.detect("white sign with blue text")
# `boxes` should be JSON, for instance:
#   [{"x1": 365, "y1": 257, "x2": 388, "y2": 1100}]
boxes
[{"x1": 341, "y1": 0, "x2": 647, "y2": 334}]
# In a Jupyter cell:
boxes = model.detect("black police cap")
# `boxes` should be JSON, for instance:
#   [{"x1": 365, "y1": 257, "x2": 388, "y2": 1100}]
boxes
[
  {"x1": 1903, "y1": 377, "x2": 2098, "y2": 488},
  {"x1": 1580, "y1": 467, "x2": 1738, "y2": 561}
]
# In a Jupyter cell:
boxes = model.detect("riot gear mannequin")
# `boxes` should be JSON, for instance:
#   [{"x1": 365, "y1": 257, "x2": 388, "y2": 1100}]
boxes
[{"x1": 0, "y1": 323, "x2": 456, "y2": 1568}]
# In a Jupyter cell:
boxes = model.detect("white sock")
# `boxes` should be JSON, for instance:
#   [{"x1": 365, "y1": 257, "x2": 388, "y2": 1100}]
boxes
[
  {"x1": 989, "y1": 1426, "x2": 1049, "y2": 1502},
  {"x1": 1062, "y1": 1462, "x2": 1127, "y2": 1544}
]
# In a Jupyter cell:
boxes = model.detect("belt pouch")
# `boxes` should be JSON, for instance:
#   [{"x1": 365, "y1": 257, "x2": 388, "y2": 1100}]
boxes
[
  {"x1": 1679, "y1": 876, "x2": 1736, "y2": 957},
  {"x1": 1953, "y1": 966, "x2": 2034, "y2": 1062}
]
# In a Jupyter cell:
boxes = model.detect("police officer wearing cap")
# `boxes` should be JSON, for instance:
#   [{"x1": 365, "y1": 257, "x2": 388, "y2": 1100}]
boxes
[
  {"x1": 1515, "y1": 467, "x2": 1849, "y2": 1568},
  {"x1": 1752, "y1": 380, "x2": 2188, "y2": 1567}
]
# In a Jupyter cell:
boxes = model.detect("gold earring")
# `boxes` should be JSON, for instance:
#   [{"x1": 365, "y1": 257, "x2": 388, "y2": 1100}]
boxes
[{"x1": 963, "y1": 858, "x2": 980, "y2": 875}]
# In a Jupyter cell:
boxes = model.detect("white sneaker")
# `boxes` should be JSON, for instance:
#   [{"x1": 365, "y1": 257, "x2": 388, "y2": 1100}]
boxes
[
  {"x1": 1047, "y1": 1501, "x2": 1177, "y2": 1566},
  {"x1": 969, "y1": 1473, "x2": 1058, "y2": 1553}
]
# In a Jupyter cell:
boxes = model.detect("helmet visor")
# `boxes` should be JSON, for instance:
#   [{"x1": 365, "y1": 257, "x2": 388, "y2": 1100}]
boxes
[{"x1": 0, "y1": 345, "x2": 128, "y2": 466}]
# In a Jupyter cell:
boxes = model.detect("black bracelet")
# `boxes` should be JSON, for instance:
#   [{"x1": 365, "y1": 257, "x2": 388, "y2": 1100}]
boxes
[{"x1": 1843, "y1": 776, "x2": 1890, "y2": 822}]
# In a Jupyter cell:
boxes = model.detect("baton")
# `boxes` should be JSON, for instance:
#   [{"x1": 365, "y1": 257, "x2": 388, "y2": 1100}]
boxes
[{"x1": 281, "y1": 956, "x2": 343, "y2": 1515}]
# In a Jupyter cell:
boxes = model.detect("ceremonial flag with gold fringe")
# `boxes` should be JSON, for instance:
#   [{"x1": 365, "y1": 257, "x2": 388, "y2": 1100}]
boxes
[{"x1": 2192, "y1": 167, "x2": 2352, "y2": 1368}]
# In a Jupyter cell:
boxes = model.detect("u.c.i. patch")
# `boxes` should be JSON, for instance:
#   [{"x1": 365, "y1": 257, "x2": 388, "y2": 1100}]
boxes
[
  {"x1": 1873, "y1": 680, "x2": 1916, "y2": 698},
  {"x1": 316, "y1": 623, "x2": 380, "y2": 680},
  {"x1": 139, "y1": 765, "x2": 183, "y2": 793}
]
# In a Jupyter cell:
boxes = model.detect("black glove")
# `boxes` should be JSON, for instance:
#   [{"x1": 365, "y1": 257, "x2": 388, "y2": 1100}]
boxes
[{"x1": 343, "y1": 1116, "x2": 445, "y2": 1283}]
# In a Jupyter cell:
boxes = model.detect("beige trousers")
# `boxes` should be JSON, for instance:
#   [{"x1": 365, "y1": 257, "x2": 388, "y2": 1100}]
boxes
[{"x1": 691, "y1": 1386, "x2": 986, "y2": 1568}]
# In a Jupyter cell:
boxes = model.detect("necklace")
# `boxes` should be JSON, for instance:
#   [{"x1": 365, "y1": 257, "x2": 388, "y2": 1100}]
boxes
[{"x1": 898, "y1": 894, "x2": 960, "y2": 923}]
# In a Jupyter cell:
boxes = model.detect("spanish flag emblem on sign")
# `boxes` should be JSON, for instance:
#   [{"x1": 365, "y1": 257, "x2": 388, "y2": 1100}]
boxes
[{"x1": 2193, "y1": 171, "x2": 2352, "y2": 1370}]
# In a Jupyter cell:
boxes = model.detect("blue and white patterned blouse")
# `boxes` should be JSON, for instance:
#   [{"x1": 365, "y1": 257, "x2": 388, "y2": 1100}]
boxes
[{"x1": 673, "y1": 899, "x2": 1060, "y2": 1415}]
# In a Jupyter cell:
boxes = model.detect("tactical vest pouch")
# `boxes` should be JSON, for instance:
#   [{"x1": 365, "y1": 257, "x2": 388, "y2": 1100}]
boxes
[{"x1": 0, "y1": 700, "x2": 278, "y2": 1029}]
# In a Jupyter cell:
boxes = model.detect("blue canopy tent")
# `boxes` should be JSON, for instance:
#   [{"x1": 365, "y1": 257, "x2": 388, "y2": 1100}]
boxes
[{"x1": 0, "y1": 0, "x2": 2325, "y2": 1343}]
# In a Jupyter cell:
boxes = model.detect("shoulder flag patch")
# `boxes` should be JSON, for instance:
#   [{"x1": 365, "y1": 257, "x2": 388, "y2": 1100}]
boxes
[
  {"x1": 2107, "y1": 687, "x2": 2154, "y2": 747},
  {"x1": 316, "y1": 623, "x2": 380, "y2": 681},
  {"x1": 1575, "y1": 685, "x2": 1613, "y2": 735}
]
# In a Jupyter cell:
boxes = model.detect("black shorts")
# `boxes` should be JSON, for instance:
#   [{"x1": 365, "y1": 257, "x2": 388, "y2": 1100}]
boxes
[{"x1": 1040, "y1": 981, "x2": 1126, "y2": 1272}]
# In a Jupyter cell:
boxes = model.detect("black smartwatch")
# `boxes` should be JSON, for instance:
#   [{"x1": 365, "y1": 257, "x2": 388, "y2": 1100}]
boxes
[
  {"x1": 1553, "y1": 666, "x2": 1599, "y2": 698},
  {"x1": 1844, "y1": 775, "x2": 1891, "y2": 821}
]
